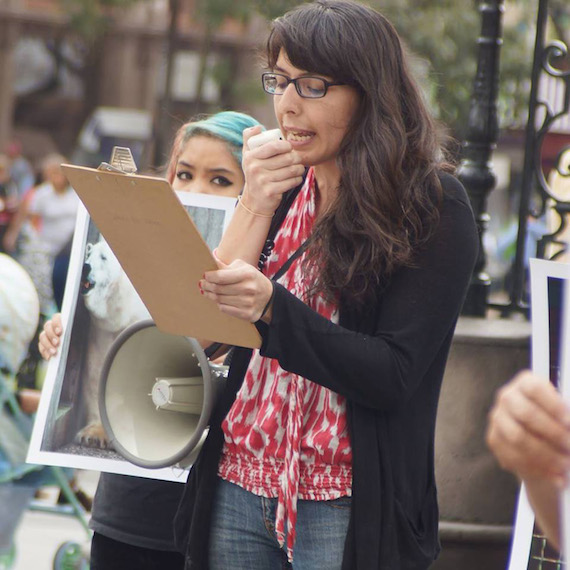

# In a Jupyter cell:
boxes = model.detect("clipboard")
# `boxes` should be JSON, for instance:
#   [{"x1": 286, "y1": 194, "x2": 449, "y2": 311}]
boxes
[{"x1": 61, "y1": 163, "x2": 261, "y2": 349}]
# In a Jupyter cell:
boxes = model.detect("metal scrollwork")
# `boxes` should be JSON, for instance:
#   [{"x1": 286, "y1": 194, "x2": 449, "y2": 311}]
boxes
[
  {"x1": 501, "y1": 0, "x2": 569, "y2": 314},
  {"x1": 529, "y1": 40, "x2": 570, "y2": 258},
  {"x1": 543, "y1": 41, "x2": 569, "y2": 78}
]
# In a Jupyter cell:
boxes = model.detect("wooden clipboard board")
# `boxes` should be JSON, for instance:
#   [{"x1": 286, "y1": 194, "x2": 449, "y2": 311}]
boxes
[{"x1": 61, "y1": 164, "x2": 261, "y2": 349}]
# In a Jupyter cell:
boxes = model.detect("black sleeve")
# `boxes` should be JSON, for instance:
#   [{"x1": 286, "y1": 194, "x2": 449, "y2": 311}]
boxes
[{"x1": 258, "y1": 189, "x2": 478, "y2": 411}]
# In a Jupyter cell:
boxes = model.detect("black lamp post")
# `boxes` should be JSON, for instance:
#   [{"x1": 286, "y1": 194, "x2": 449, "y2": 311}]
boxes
[{"x1": 457, "y1": 0, "x2": 505, "y2": 317}]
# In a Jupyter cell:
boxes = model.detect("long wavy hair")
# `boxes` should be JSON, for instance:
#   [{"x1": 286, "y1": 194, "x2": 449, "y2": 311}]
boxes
[{"x1": 267, "y1": 0, "x2": 452, "y2": 305}]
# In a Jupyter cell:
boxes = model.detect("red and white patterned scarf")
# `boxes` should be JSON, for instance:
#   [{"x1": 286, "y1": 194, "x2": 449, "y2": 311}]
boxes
[{"x1": 219, "y1": 168, "x2": 352, "y2": 562}]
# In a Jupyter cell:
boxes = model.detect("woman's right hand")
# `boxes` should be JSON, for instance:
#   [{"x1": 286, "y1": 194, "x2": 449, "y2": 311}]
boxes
[
  {"x1": 241, "y1": 127, "x2": 305, "y2": 215},
  {"x1": 38, "y1": 313, "x2": 63, "y2": 361}
]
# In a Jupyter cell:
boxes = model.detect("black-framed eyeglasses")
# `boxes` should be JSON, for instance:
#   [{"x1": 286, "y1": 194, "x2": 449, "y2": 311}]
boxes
[{"x1": 261, "y1": 72, "x2": 345, "y2": 99}]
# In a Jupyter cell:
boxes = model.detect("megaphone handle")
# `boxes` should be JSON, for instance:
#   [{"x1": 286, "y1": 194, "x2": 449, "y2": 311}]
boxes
[
  {"x1": 205, "y1": 342, "x2": 233, "y2": 364},
  {"x1": 204, "y1": 342, "x2": 224, "y2": 359}
]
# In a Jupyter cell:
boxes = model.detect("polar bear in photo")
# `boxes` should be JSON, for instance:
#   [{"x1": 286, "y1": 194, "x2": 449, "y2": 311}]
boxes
[
  {"x1": 77, "y1": 238, "x2": 149, "y2": 448},
  {"x1": 82, "y1": 238, "x2": 150, "y2": 332}
]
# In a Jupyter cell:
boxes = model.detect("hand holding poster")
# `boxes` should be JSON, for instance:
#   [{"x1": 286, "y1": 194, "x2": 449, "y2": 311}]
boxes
[{"x1": 507, "y1": 258, "x2": 569, "y2": 570}]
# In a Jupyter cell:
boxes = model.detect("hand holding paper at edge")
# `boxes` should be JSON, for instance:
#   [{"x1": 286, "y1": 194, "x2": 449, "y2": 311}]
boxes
[
  {"x1": 487, "y1": 369, "x2": 569, "y2": 552},
  {"x1": 60, "y1": 163, "x2": 261, "y2": 349}
]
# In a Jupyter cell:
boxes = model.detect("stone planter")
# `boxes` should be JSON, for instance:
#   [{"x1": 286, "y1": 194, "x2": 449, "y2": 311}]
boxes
[{"x1": 432, "y1": 317, "x2": 531, "y2": 569}]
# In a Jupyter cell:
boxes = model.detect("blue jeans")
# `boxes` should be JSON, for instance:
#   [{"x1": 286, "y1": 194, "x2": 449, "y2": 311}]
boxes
[{"x1": 209, "y1": 478, "x2": 351, "y2": 570}]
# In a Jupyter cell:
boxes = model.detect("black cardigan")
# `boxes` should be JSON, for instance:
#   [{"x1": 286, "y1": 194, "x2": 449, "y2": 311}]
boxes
[{"x1": 174, "y1": 172, "x2": 478, "y2": 569}]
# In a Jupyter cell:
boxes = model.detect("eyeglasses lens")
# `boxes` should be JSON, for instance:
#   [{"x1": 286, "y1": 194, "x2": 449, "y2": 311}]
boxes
[
  {"x1": 263, "y1": 74, "x2": 327, "y2": 98},
  {"x1": 297, "y1": 77, "x2": 326, "y2": 98}
]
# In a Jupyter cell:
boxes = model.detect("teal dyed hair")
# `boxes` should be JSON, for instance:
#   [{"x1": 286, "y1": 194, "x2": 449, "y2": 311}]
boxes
[
  {"x1": 185, "y1": 111, "x2": 263, "y2": 164},
  {"x1": 166, "y1": 111, "x2": 263, "y2": 184}
]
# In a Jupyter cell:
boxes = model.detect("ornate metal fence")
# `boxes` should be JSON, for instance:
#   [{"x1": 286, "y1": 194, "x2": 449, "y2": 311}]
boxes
[{"x1": 459, "y1": 0, "x2": 569, "y2": 317}]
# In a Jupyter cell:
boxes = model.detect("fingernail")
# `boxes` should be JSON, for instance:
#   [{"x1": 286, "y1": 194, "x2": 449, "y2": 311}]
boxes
[
  {"x1": 50, "y1": 348, "x2": 56, "y2": 355},
  {"x1": 55, "y1": 327, "x2": 61, "y2": 334}
]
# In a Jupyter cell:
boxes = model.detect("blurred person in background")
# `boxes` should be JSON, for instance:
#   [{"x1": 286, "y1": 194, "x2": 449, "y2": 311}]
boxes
[
  {"x1": 0, "y1": 155, "x2": 19, "y2": 254},
  {"x1": 3, "y1": 154, "x2": 78, "y2": 317},
  {"x1": 0, "y1": 253, "x2": 40, "y2": 570},
  {"x1": 4, "y1": 140, "x2": 35, "y2": 198}
]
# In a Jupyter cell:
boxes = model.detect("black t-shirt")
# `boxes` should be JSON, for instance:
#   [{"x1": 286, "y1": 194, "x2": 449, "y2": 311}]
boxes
[{"x1": 90, "y1": 473, "x2": 184, "y2": 551}]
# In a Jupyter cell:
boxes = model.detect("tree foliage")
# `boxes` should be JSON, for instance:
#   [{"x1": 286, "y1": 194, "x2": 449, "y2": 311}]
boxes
[
  {"x1": 249, "y1": 0, "x2": 302, "y2": 20},
  {"x1": 194, "y1": 0, "x2": 251, "y2": 28},
  {"x1": 60, "y1": 0, "x2": 147, "y2": 43},
  {"x1": 368, "y1": 0, "x2": 541, "y2": 136},
  {"x1": 57, "y1": 0, "x2": 567, "y2": 138}
]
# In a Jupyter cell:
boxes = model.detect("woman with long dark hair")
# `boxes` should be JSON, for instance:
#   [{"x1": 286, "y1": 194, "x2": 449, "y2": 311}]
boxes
[{"x1": 175, "y1": 2, "x2": 478, "y2": 569}]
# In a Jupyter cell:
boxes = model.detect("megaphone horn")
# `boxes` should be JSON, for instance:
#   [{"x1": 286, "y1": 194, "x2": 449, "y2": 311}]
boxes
[{"x1": 99, "y1": 319, "x2": 227, "y2": 469}]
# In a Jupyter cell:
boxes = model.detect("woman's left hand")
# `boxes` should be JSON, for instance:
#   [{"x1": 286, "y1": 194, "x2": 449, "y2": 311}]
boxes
[{"x1": 200, "y1": 260, "x2": 274, "y2": 323}]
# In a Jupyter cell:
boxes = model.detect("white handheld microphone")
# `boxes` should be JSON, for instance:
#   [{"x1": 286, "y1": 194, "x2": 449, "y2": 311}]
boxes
[{"x1": 247, "y1": 129, "x2": 284, "y2": 150}]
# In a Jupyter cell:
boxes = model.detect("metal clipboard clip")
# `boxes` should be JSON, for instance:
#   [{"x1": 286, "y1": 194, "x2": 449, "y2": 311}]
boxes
[{"x1": 97, "y1": 146, "x2": 138, "y2": 174}]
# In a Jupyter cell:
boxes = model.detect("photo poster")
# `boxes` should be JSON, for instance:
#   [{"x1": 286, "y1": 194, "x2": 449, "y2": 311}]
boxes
[
  {"x1": 561, "y1": 273, "x2": 570, "y2": 565},
  {"x1": 507, "y1": 258, "x2": 570, "y2": 570},
  {"x1": 27, "y1": 191, "x2": 237, "y2": 483}
]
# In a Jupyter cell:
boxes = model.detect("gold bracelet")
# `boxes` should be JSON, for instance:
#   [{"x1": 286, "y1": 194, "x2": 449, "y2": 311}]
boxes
[{"x1": 237, "y1": 195, "x2": 274, "y2": 218}]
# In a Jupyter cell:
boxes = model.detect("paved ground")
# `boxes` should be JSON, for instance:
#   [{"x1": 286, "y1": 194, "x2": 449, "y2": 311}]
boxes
[{"x1": 12, "y1": 471, "x2": 98, "y2": 570}]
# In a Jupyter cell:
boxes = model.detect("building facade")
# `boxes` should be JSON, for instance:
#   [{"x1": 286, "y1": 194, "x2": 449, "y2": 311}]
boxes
[{"x1": 0, "y1": 0, "x2": 273, "y2": 167}]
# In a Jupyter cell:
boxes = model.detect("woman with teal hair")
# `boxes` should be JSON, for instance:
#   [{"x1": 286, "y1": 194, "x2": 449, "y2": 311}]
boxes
[
  {"x1": 38, "y1": 110, "x2": 264, "y2": 570},
  {"x1": 166, "y1": 111, "x2": 263, "y2": 181}
]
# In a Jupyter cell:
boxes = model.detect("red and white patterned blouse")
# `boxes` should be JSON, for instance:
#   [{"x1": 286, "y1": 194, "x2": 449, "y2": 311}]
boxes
[{"x1": 218, "y1": 168, "x2": 353, "y2": 562}]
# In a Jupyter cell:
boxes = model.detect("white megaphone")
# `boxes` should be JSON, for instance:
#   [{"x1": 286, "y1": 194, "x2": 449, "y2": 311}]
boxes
[{"x1": 99, "y1": 319, "x2": 227, "y2": 469}]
